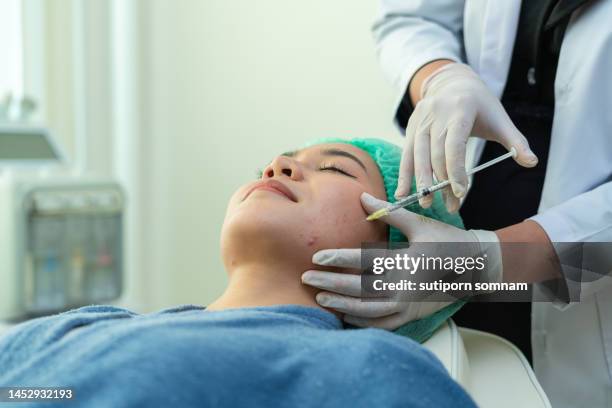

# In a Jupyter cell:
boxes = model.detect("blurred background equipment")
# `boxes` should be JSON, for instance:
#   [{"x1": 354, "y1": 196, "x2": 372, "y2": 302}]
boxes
[
  {"x1": 0, "y1": 125, "x2": 124, "y2": 321},
  {"x1": 0, "y1": 0, "x2": 398, "y2": 314}
]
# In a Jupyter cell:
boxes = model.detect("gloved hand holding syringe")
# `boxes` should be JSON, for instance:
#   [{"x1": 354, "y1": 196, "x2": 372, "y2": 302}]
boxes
[{"x1": 367, "y1": 147, "x2": 517, "y2": 221}]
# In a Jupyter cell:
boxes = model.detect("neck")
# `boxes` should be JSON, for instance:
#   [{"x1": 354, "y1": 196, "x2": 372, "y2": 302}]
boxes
[{"x1": 207, "y1": 260, "x2": 326, "y2": 312}]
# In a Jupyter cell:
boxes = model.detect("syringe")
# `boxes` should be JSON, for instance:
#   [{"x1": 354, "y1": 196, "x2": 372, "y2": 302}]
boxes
[{"x1": 366, "y1": 147, "x2": 517, "y2": 221}]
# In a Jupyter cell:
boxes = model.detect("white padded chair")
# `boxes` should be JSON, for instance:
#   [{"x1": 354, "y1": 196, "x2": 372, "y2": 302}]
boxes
[{"x1": 423, "y1": 319, "x2": 551, "y2": 408}]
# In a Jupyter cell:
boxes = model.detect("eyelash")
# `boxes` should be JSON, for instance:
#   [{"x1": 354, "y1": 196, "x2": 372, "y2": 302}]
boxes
[{"x1": 318, "y1": 164, "x2": 356, "y2": 178}]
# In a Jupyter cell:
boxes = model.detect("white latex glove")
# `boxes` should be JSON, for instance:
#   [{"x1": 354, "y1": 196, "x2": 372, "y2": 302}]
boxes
[
  {"x1": 301, "y1": 192, "x2": 503, "y2": 329},
  {"x1": 397, "y1": 62, "x2": 539, "y2": 212}
]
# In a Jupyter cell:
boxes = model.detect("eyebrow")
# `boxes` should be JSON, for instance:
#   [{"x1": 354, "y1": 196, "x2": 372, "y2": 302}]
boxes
[{"x1": 320, "y1": 148, "x2": 367, "y2": 173}]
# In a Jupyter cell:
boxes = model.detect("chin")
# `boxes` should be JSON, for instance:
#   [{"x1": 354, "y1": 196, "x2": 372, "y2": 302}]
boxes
[{"x1": 220, "y1": 208, "x2": 313, "y2": 265}]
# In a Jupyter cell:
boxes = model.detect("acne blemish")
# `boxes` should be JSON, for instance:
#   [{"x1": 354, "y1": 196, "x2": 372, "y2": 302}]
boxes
[{"x1": 307, "y1": 236, "x2": 318, "y2": 247}]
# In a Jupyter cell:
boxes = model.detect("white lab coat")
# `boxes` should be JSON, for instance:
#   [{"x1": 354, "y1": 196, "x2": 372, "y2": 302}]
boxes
[{"x1": 373, "y1": 0, "x2": 612, "y2": 406}]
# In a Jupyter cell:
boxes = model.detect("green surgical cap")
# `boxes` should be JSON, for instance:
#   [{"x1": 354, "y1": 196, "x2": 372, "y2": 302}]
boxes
[{"x1": 303, "y1": 137, "x2": 466, "y2": 343}]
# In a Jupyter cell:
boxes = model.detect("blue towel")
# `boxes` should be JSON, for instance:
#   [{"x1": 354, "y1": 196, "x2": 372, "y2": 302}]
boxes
[{"x1": 0, "y1": 304, "x2": 476, "y2": 408}]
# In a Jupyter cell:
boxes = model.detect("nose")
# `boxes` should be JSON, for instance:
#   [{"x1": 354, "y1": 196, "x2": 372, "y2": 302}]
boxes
[{"x1": 262, "y1": 156, "x2": 304, "y2": 181}]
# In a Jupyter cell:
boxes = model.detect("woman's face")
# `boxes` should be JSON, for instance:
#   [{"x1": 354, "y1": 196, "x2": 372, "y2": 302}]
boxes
[{"x1": 221, "y1": 143, "x2": 388, "y2": 267}]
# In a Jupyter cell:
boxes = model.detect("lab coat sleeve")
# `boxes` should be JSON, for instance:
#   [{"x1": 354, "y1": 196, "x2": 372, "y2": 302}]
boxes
[
  {"x1": 530, "y1": 180, "x2": 612, "y2": 310},
  {"x1": 372, "y1": 0, "x2": 466, "y2": 130}
]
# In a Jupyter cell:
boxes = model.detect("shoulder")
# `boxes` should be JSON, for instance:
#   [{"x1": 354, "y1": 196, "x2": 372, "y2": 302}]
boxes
[
  {"x1": 0, "y1": 305, "x2": 137, "y2": 355},
  {"x1": 320, "y1": 328, "x2": 475, "y2": 407},
  {"x1": 334, "y1": 328, "x2": 445, "y2": 371},
  {"x1": 0, "y1": 305, "x2": 134, "y2": 376}
]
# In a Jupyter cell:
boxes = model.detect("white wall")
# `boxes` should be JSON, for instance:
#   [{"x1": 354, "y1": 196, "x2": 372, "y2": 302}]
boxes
[
  {"x1": 0, "y1": 0, "x2": 24, "y2": 101},
  {"x1": 131, "y1": 0, "x2": 401, "y2": 311}
]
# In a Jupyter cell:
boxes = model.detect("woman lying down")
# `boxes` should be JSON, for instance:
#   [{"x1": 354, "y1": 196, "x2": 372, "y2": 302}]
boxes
[{"x1": 0, "y1": 138, "x2": 476, "y2": 407}]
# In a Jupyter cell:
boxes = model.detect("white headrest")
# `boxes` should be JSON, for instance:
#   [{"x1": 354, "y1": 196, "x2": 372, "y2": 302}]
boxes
[{"x1": 423, "y1": 319, "x2": 551, "y2": 408}]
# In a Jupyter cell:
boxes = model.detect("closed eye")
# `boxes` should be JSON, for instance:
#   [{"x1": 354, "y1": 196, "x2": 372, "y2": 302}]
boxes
[{"x1": 319, "y1": 165, "x2": 357, "y2": 179}]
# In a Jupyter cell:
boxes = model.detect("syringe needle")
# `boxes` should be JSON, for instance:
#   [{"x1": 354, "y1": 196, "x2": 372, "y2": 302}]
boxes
[{"x1": 366, "y1": 147, "x2": 517, "y2": 221}]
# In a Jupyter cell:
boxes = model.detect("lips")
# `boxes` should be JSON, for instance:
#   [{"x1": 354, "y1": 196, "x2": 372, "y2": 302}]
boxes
[{"x1": 243, "y1": 179, "x2": 298, "y2": 202}]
